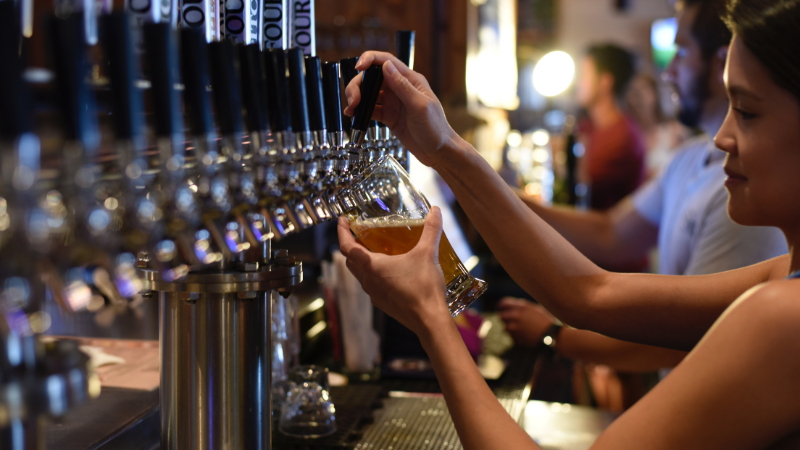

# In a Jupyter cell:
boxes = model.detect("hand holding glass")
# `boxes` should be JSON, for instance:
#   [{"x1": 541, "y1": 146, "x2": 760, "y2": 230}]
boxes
[{"x1": 345, "y1": 155, "x2": 487, "y2": 316}]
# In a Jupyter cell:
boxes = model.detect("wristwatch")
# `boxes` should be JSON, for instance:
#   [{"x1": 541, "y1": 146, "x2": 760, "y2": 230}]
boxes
[{"x1": 540, "y1": 323, "x2": 563, "y2": 350}]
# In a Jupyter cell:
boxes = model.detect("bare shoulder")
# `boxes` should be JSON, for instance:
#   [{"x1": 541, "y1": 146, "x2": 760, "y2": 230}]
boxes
[{"x1": 721, "y1": 277, "x2": 800, "y2": 350}]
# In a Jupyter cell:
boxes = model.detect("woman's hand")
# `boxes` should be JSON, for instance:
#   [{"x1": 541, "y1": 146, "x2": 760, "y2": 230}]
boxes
[
  {"x1": 498, "y1": 298, "x2": 556, "y2": 347},
  {"x1": 343, "y1": 51, "x2": 459, "y2": 169},
  {"x1": 337, "y1": 207, "x2": 451, "y2": 337}
]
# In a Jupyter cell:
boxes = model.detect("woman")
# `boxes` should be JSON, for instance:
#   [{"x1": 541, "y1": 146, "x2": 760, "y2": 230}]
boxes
[{"x1": 339, "y1": 0, "x2": 800, "y2": 448}]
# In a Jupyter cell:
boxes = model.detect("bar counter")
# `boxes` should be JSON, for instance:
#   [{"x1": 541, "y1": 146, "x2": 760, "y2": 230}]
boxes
[{"x1": 44, "y1": 344, "x2": 541, "y2": 450}]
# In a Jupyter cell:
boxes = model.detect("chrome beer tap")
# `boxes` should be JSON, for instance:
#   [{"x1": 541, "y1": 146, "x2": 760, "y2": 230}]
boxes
[
  {"x1": 320, "y1": 60, "x2": 349, "y2": 218},
  {"x1": 238, "y1": 42, "x2": 279, "y2": 253},
  {"x1": 304, "y1": 55, "x2": 335, "y2": 223},
  {"x1": 141, "y1": 22, "x2": 206, "y2": 278},
  {"x1": 206, "y1": 39, "x2": 263, "y2": 263},
  {"x1": 262, "y1": 48, "x2": 301, "y2": 236},
  {"x1": 285, "y1": 47, "x2": 320, "y2": 228}
]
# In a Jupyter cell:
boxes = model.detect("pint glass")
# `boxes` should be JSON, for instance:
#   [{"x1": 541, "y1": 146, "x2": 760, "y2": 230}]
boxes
[{"x1": 345, "y1": 155, "x2": 487, "y2": 316}]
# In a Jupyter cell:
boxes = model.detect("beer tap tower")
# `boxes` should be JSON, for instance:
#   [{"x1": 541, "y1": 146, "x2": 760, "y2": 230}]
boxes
[{"x1": 0, "y1": 1, "x2": 409, "y2": 447}]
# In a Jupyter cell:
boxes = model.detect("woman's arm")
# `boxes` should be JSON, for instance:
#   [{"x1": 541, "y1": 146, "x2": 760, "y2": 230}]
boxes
[
  {"x1": 591, "y1": 280, "x2": 800, "y2": 449},
  {"x1": 499, "y1": 298, "x2": 687, "y2": 372},
  {"x1": 337, "y1": 210, "x2": 542, "y2": 450},
  {"x1": 344, "y1": 51, "x2": 790, "y2": 350}
]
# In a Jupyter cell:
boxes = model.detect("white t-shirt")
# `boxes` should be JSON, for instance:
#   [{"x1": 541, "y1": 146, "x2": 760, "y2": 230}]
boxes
[{"x1": 632, "y1": 137, "x2": 788, "y2": 276}]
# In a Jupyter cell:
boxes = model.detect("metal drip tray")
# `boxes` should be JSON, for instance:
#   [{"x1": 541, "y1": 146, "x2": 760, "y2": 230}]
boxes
[{"x1": 356, "y1": 395, "x2": 525, "y2": 450}]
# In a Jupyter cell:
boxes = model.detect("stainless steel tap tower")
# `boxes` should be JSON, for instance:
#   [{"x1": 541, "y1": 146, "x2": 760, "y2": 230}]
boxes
[{"x1": 0, "y1": 1, "x2": 414, "y2": 447}]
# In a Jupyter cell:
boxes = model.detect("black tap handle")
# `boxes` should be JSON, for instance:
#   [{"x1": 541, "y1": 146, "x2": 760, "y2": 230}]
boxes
[
  {"x1": 396, "y1": 30, "x2": 415, "y2": 69},
  {"x1": 101, "y1": 13, "x2": 144, "y2": 141},
  {"x1": 340, "y1": 57, "x2": 359, "y2": 131},
  {"x1": 321, "y1": 61, "x2": 342, "y2": 133},
  {"x1": 239, "y1": 43, "x2": 270, "y2": 133},
  {"x1": 0, "y1": 3, "x2": 32, "y2": 139},
  {"x1": 180, "y1": 28, "x2": 214, "y2": 136},
  {"x1": 207, "y1": 40, "x2": 245, "y2": 136},
  {"x1": 304, "y1": 56, "x2": 326, "y2": 132},
  {"x1": 286, "y1": 48, "x2": 310, "y2": 133},
  {"x1": 340, "y1": 56, "x2": 359, "y2": 88},
  {"x1": 50, "y1": 13, "x2": 99, "y2": 152},
  {"x1": 351, "y1": 66, "x2": 384, "y2": 133},
  {"x1": 143, "y1": 23, "x2": 183, "y2": 139},
  {"x1": 263, "y1": 49, "x2": 292, "y2": 133}
]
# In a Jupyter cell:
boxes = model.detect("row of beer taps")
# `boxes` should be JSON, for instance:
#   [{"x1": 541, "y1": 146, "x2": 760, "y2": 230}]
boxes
[{"x1": 0, "y1": 8, "x2": 414, "y2": 325}]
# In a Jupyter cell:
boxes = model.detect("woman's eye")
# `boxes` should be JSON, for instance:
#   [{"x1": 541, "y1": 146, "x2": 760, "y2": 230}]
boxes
[{"x1": 734, "y1": 108, "x2": 757, "y2": 120}]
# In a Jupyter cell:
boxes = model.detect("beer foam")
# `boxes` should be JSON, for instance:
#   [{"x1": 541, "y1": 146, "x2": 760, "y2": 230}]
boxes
[{"x1": 350, "y1": 215, "x2": 426, "y2": 230}]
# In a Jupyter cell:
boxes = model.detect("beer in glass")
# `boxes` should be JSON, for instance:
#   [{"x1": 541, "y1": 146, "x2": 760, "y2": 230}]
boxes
[{"x1": 345, "y1": 156, "x2": 486, "y2": 316}]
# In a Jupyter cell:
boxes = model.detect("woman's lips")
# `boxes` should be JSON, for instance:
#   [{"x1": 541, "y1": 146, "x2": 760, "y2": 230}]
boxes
[{"x1": 724, "y1": 166, "x2": 747, "y2": 187}]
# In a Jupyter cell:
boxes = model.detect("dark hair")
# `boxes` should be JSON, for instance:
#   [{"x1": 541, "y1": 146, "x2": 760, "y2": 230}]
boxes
[
  {"x1": 586, "y1": 44, "x2": 635, "y2": 97},
  {"x1": 681, "y1": 0, "x2": 732, "y2": 60},
  {"x1": 724, "y1": 0, "x2": 800, "y2": 101}
]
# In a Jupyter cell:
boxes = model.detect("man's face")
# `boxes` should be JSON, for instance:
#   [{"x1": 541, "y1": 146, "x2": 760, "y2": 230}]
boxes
[
  {"x1": 576, "y1": 57, "x2": 600, "y2": 108},
  {"x1": 666, "y1": 3, "x2": 710, "y2": 127}
]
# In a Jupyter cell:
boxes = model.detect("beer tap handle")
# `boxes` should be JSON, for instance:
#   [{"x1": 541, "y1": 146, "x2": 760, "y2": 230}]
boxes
[
  {"x1": 101, "y1": 13, "x2": 145, "y2": 143},
  {"x1": 396, "y1": 30, "x2": 415, "y2": 70},
  {"x1": 50, "y1": 13, "x2": 100, "y2": 155},
  {"x1": 349, "y1": 66, "x2": 384, "y2": 145},
  {"x1": 340, "y1": 56, "x2": 359, "y2": 132},
  {"x1": 143, "y1": 23, "x2": 184, "y2": 146},
  {"x1": 321, "y1": 61, "x2": 343, "y2": 133},
  {"x1": 239, "y1": 44, "x2": 270, "y2": 134},
  {"x1": 0, "y1": 3, "x2": 33, "y2": 141},
  {"x1": 340, "y1": 56, "x2": 359, "y2": 87},
  {"x1": 264, "y1": 49, "x2": 292, "y2": 133},
  {"x1": 286, "y1": 48, "x2": 310, "y2": 133},
  {"x1": 207, "y1": 40, "x2": 245, "y2": 137},
  {"x1": 179, "y1": 28, "x2": 215, "y2": 137},
  {"x1": 304, "y1": 56, "x2": 326, "y2": 133}
]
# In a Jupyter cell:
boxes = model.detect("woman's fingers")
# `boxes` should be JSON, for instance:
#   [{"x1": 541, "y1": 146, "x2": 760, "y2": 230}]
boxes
[
  {"x1": 337, "y1": 217, "x2": 379, "y2": 273},
  {"x1": 354, "y1": 51, "x2": 412, "y2": 76},
  {"x1": 382, "y1": 61, "x2": 426, "y2": 110},
  {"x1": 415, "y1": 206, "x2": 443, "y2": 263}
]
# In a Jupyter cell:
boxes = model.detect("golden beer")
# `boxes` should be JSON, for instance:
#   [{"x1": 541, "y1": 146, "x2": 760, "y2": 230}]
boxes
[
  {"x1": 342, "y1": 155, "x2": 487, "y2": 316},
  {"x1": 349, "y1": 217, "x2": 467, "y2": 286}
]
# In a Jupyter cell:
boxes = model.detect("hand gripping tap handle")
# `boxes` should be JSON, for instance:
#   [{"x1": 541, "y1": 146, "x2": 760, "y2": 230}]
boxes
[
  {"x1": 238, "y1": 44, "x2": 270, "y2": 134},
  {"x1": 263, "y1": 49, "x2": 292, "y2": 133},
  {"x1": 305, "y1": 56, "x2": 326, "y2": 133},
  {"x1": 179, "y1": 28, "x2": 215, "y2": 137},
  {"x1": 396, "y1": 30, "x2": 416, "y2": 70},
  {"x1": 207, "y1": 40, "x2": 245, "y2": 136},
  {"x1": 287, "y1": 48, "x2": 310, "y2": 133},
  {"x1": 321, "y1": 61, "x2": 343, "y2": 133},
  {"x1": 101, "y1": 13, "x2": 145, "y2": 142},
  {"x1": 350, "y1": 66, "x2": 384, "y2": 144},
  {"x1": 50, "y1": 13, "x2": 100, "y2": 153},
  {"x1": 143, "y1": 23, "x2": 184, "y2": 141},
  {"x1": 0, "y1": 3, "x2": 33, "y2": 140}
]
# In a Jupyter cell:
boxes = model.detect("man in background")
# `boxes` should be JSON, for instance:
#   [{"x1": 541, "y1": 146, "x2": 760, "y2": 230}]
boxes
[{"x1": 576, "y1": 44, "x2": 645, "y2": 211}]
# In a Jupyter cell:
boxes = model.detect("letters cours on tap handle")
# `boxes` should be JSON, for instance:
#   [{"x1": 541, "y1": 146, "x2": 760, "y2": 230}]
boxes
[
  {"x1": 260, "y1": 0, "x2": 289, "y2": 50},
  {"x1": 290, "y1": 0, "x2": 315, "y2": 55}
]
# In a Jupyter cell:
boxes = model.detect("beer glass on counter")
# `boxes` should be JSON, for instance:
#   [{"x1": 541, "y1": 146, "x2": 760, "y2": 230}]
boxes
[{"x1": 345, "y1": 155, "x2": 487, "y2": 316}]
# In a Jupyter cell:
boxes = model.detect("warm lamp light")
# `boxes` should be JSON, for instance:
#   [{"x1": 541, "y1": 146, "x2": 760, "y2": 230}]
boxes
[{"x1": 532, "y1": 51, "x2": 575, "y2": 97}]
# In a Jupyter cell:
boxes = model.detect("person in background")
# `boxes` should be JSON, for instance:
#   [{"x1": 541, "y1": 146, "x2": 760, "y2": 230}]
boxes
[
  {"x1": 339, "y1": 0, "x2": 800, "y2": 445},
  {"x1": 576, "y1": 44, "x2": 645, "y2": 211},
  {"x1": 500, "y1": 0, "x2": 787, "y2": 387},
  {"x1": 625, "y1": 74, "x2": 689, "y2": 177}
]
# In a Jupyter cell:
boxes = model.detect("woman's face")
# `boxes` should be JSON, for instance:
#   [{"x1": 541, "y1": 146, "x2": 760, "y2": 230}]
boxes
[{"x1": 715, "y1": 35, "x2": 800, "y2": 232}]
